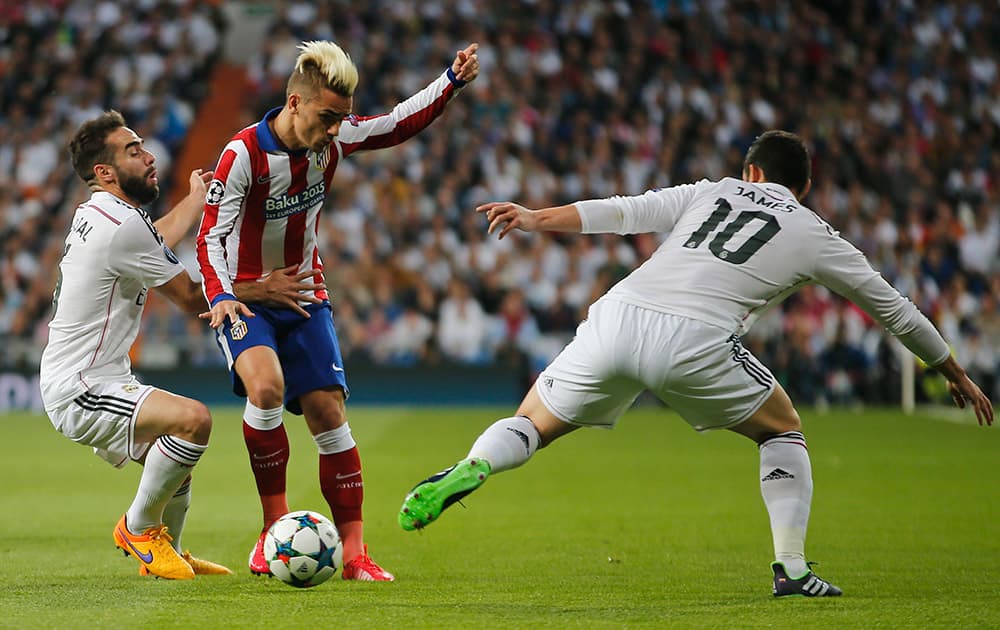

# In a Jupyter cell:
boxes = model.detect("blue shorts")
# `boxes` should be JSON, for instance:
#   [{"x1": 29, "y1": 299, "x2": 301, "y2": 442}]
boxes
[{"x1": 215, "y1": 302, "x2": 348, "y2": 415}]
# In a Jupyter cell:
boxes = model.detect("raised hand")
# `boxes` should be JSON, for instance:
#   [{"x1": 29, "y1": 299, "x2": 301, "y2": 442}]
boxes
[
  {"x1": 451, "y1": 43, "x2": 480, "y2": 83},
  {"x1": 188, "y1": 168, "x2": 213, "y2": 200}
]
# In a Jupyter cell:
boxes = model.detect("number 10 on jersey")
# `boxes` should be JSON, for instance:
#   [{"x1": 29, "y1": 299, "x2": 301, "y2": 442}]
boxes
[{"x1": 683, "y1": 198, "x2": 780, "y2": 264}]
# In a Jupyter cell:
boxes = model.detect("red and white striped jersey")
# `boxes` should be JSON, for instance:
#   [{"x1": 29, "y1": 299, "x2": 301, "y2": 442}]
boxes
[{"x1": 197, "y1": 69, "x2": 466, "y2": 305}]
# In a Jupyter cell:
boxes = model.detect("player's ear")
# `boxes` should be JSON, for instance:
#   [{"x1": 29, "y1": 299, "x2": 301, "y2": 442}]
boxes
[
  {"x1": 288, "y1": 92, "x2": 301, "y2": 114},
  {"x1": 744, "y1": 163, "x2": 765, "y2": 183},
  {"x1": 94, "y1": 163, "x2": 114, "y2": 183}
]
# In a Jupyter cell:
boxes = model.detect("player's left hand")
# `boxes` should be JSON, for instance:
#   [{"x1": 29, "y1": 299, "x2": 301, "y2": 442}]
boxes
[
  {"x1": 451, "y1": 43, "x2": 479, "y2": 83},
  {"x1": 187, "y1": 168, "x2": 214, "y2": 199},
  {"x1": 199, "y1": 298, "x2": 255, "y2": 329},
  {"x1": 258, "y1": 265, "x2": 325, "y2": 318},
  {"x1": 946, "y1": 379, "x2": 994, "y2": 426}
]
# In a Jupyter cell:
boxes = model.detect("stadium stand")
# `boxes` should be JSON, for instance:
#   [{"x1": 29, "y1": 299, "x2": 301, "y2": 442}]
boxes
[{"x1": 1, "y1": 0, "x2": 998, "y2": 408}]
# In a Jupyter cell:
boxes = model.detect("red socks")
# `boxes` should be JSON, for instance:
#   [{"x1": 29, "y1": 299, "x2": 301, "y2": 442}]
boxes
[
  {"x1": 243, "y1": 421, "x2": 290, "y2": 526},
  {"x1": 319, "y1": 446, "x2": 363, "y2": 524}
]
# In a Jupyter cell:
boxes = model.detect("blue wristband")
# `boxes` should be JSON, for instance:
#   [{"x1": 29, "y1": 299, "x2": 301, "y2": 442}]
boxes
[
  {"x1": 210, "y1": 293, "x2": 237, "y2": 306},
  {"x1": 446, "y1": 67, "x2": 467, "y2": 87}
]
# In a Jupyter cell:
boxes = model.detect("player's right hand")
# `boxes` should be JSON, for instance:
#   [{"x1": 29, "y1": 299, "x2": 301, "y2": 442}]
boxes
[
  {"x1": 200, "y1": 298, "x2": 255, "y2": 329},
  {"x1": 477, "y1": 201, "x2": 538, "y2": 239}
]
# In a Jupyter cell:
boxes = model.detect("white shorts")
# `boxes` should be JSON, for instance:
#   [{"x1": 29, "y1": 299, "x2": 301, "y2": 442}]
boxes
[
  {"x1": 535, "y1": 299, "x2": 776, "y2": 432},
  {"x1": 46, "y1": 378, "x2": 155, "y2": 468}
]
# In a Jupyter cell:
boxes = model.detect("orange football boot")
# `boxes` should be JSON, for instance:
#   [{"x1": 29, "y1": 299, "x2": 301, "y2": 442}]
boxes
[{"x1": 113, "y1": 514, "x2": 194, "y2": 580}]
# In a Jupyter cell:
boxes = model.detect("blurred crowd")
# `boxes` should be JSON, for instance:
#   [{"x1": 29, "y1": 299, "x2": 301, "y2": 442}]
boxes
[
  {"x1": 2, "y1": 0, "x2": 999, "y2": 407},
  {"x1": 0, "y1": 0, "x2": 224, "y2": 361}
]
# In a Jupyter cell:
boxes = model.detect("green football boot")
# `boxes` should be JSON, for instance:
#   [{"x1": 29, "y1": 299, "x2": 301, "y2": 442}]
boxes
[{"x1": 399, "y1": 458, "x2": 491, "y2": 531}]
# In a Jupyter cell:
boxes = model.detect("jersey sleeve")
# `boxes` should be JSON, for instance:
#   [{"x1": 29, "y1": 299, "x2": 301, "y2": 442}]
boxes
[
  {"x1": 110, "y1": 215, "x2": 185, "y2": 288},
  {"x1": 576, "y1": 182, "x2": 701, "y2": 235},
  {"x1": 334, "y1": 69, "x2": 464, "y2": 158},
  {"x1": 812, "y1": 231, "x2": 950, "y2": 365},
  {"x1": 196, "y1": 142, "x2": 249, "y2": 304}
]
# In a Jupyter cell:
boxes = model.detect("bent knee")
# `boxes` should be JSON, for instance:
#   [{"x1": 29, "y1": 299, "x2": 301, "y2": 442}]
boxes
[
  {"x1": 244, "y1": 380, "x2": 284, "y2": 408},
  {"x1": 179, "y1": 400, "x2": 212, "y2": 444},
  {"x1": 517, "y1": 386, "x2": 577, "y2": 447},
  {"x1": 303, "y1": 404, "x2": 346, "y2": 433},
  {"x1": 764, "y1": 404, "x2": 802, "y2": 433},
  {"x1": 772, "y1": 414, "x2": 802, "y2": 437},
  {"x1": 732, "y1": 386, "x2": 802, "y2": 442}
]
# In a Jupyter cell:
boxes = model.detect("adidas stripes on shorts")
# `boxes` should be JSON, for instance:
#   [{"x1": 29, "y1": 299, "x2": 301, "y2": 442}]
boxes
[
  {"x1": 535, "y1": 299, "x2": 776, "y2": 431},
  {"x1": 46, "y1": 378, "x2": 155, "y2": 468}
]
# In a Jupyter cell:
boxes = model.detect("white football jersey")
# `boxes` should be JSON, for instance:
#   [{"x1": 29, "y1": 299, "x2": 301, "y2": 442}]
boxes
[
  {"x1": 39, "y1": 191, "x2": 185, "y2": 410},
  {"x1": 577, "y1": 177, "x2": 950, "y2": 365}
]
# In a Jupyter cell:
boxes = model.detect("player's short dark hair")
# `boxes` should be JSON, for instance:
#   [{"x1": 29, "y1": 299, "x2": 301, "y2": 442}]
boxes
[
  {"x1": 743, "y1": 130, "x2": 811, "y2": 194},
  {"x1": 69, "y1": 110, "x2": 126, "y2": 183}
]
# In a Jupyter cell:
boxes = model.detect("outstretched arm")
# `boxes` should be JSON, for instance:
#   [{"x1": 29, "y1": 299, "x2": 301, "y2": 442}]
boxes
[
  {"x1": 814, "y1": 238, "x2": 994, "y2": 426},
  {"x1": 336, "y1": 43, "x2": 480, "y2": 156},
  {"x1": 154, "y1": 169, "x2": 213, "y2": 250},
  {"x1": 477, "y1": 187, "x2": 694, "y2": 239},
  {"x1": 476, "y1": 202, "x2": 582, "y2": 239}
]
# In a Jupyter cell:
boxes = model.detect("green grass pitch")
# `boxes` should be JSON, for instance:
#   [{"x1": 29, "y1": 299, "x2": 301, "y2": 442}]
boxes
[{"x1": 0, "y1": 405, "x2": 997, "y2": 628}]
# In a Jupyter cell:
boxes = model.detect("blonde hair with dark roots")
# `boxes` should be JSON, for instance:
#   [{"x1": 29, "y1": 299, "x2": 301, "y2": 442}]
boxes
[{"x1": 287, "y1": 40, "x2": 359, "y2": 99}]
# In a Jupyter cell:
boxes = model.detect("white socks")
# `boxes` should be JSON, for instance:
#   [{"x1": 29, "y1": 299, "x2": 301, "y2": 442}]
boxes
[
  {"x1": 467, "y1": 416, "x2": 540, "y2": 473},
  {"x1": 161, "y1": 477, "x2": 191, "y2": 552},
  {"x1": 313, "y1": 423, "x2": 356, "y2": 455},
  {"x1": 759, "y1": 431, "x2": 812, "y2": 577},
  {"x1": 127, "y1": 435, "x2": 206, "y2": 534},
  {"x1": 244, "y1": 401, "x2": 284, "y2": 430}
]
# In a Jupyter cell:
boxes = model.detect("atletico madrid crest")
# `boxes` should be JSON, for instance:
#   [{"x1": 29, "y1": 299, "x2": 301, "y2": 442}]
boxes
[
  {"x1": 313, "y1": 146, "x2": 331, "y2": 170},
  {"x1": 230, "y1": 318, "x2": 248, "y2": 341}
]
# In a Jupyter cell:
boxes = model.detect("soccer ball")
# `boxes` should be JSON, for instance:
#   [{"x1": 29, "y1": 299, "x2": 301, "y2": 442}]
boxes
[{"x1": 264, "y1": 510, "x2": 343, "y2": 588}]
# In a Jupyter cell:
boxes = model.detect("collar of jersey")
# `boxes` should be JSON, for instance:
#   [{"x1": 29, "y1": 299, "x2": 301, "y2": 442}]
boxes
[
  {"x1": 257, "y1": 107, "x2": 308, "y2": 156},
  {"x1": 92, "y1": 190, "x2": 139, "y2": 211},
  {"x1": 759, "y1": 181, "x2": 795, "y2": 201}
]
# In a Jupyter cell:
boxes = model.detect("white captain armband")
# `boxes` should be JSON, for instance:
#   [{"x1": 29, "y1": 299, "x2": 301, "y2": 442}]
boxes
[{"x1": 576, "y1": 199, "x2": 625, "y2": 234}]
